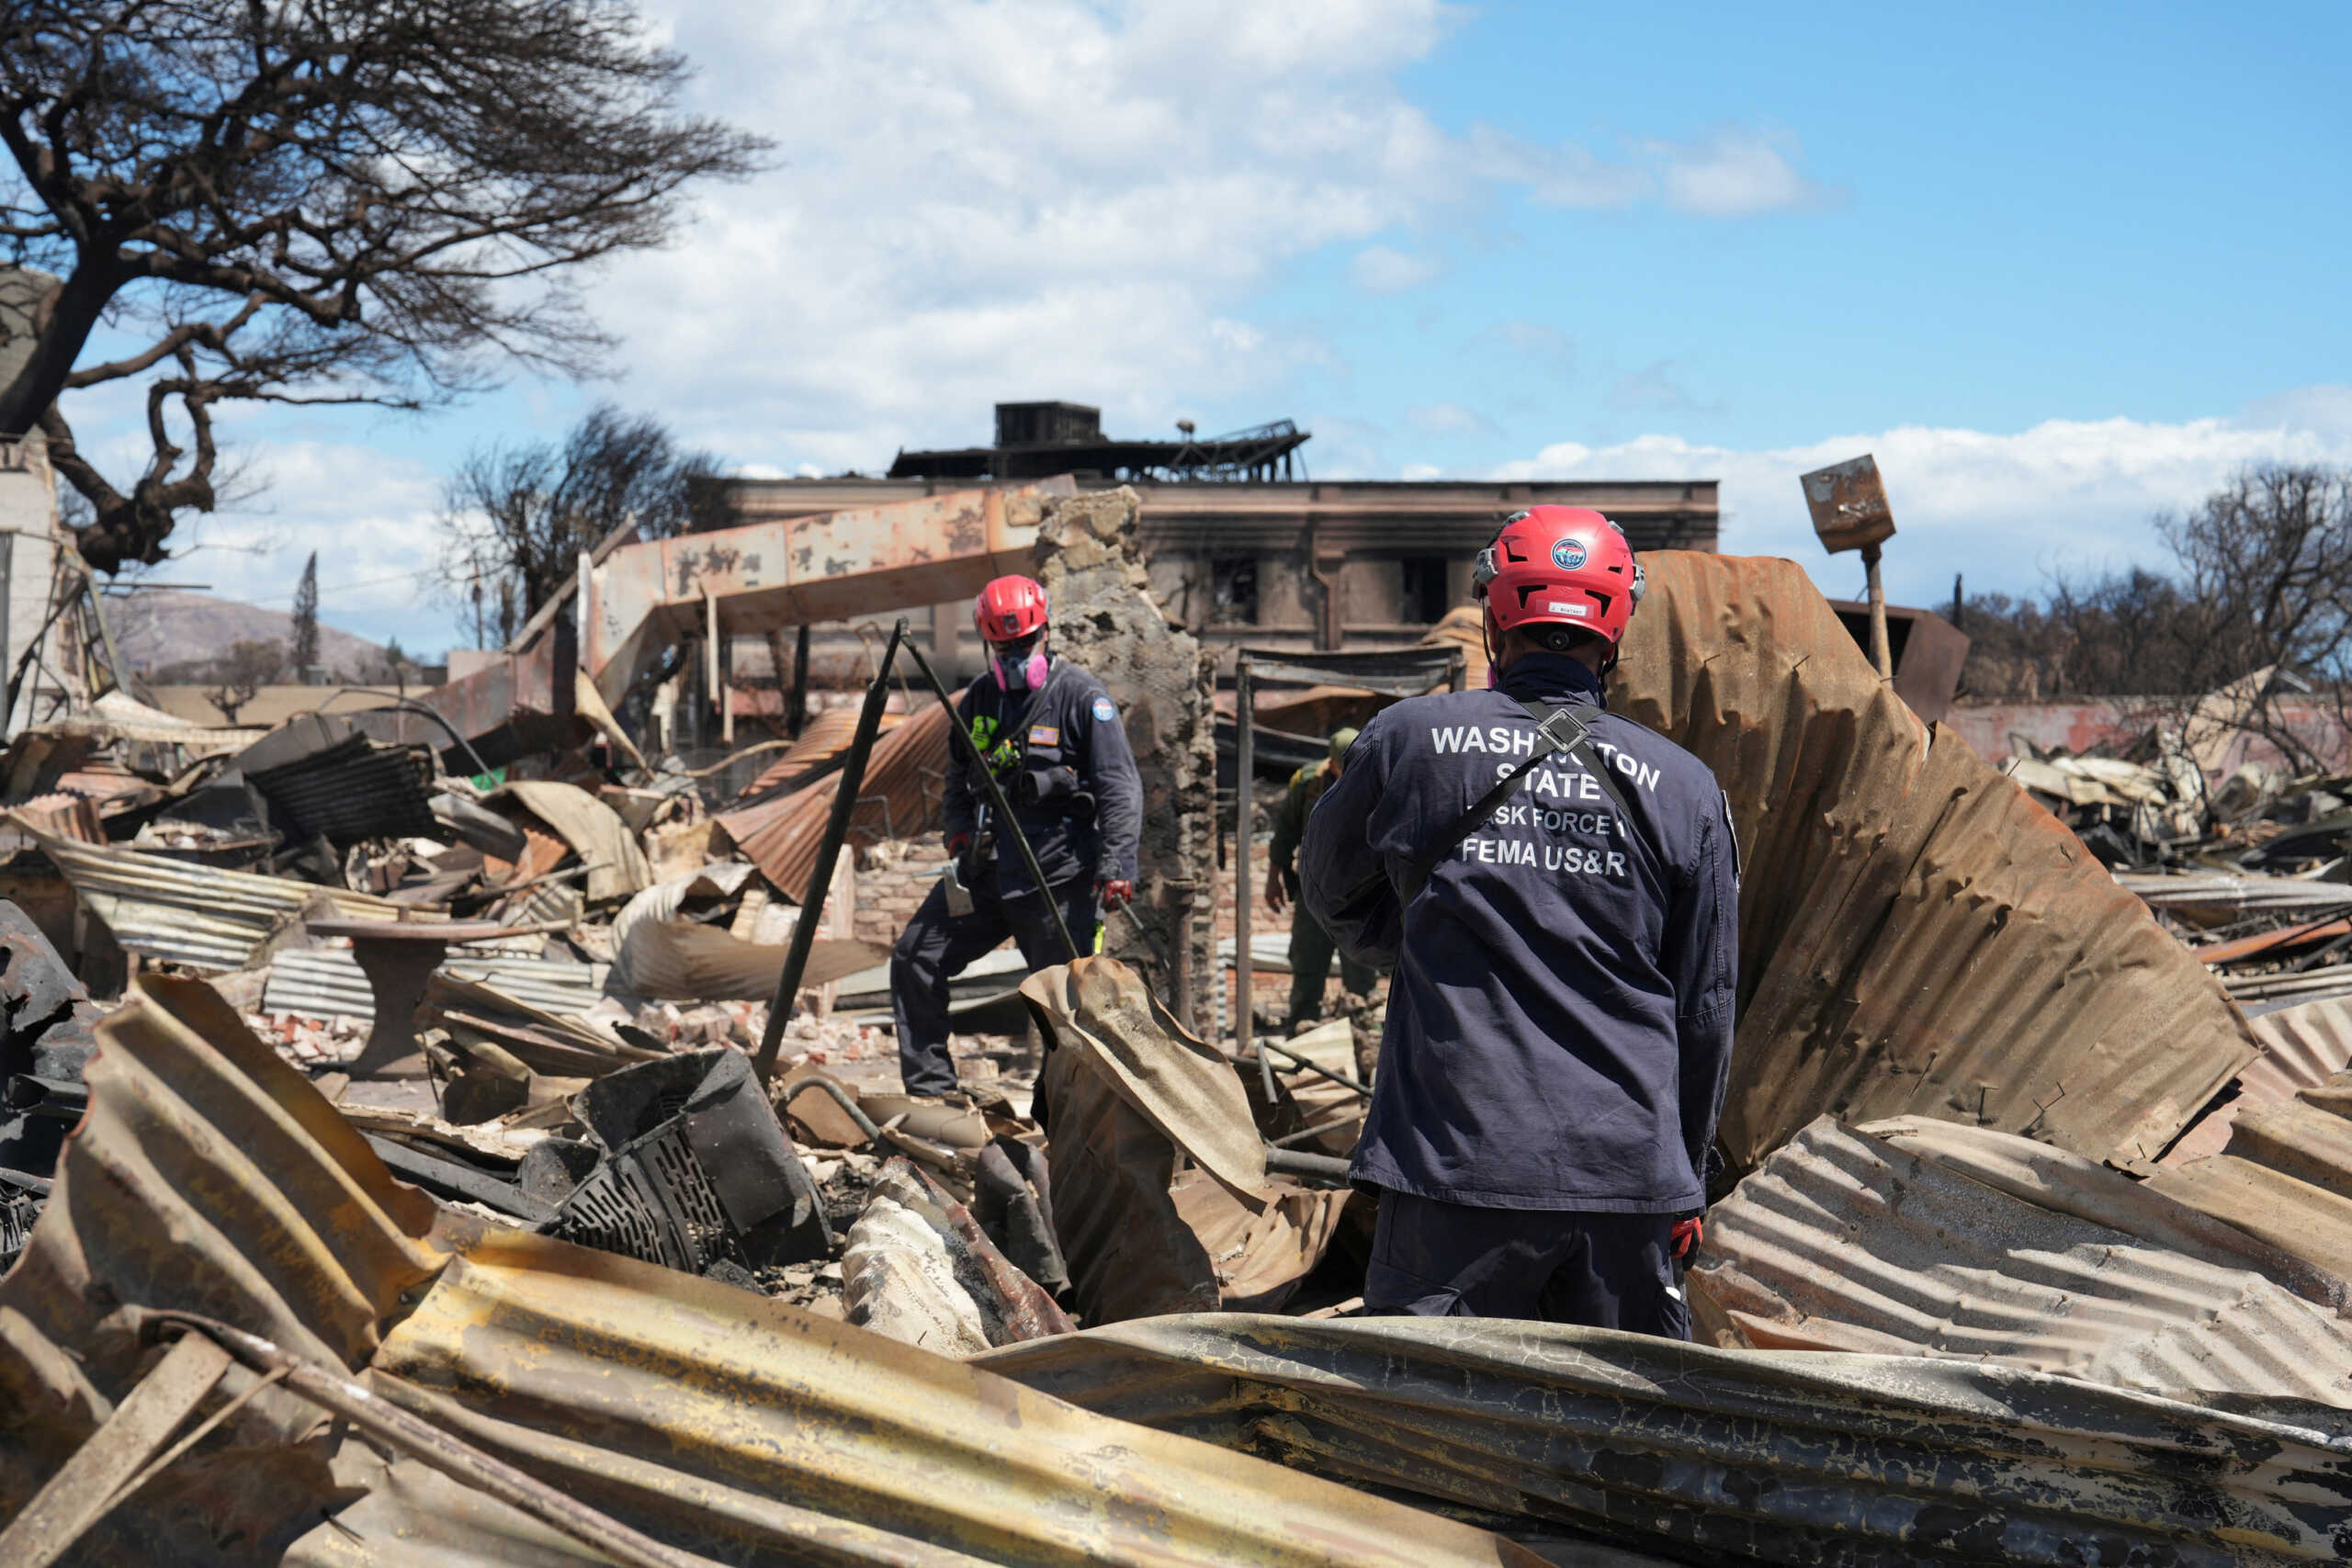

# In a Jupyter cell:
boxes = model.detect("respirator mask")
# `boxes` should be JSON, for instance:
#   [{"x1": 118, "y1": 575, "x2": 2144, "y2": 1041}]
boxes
[{"x1": 989, "y1": 630, "x2": 1049, "y2": 692}]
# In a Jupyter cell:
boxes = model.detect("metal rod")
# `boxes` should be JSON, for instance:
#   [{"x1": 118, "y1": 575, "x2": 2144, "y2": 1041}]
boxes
[
  {"x1": 146, "y1": 1314, "x2": 707, "y2": 1568},
  {"x1": 1240, "y1": 1036, "x2": 1374, "y2": 1097},
  {"x1": 1262, "y1": 1147, "x2": 1351, "y2": 1182},
  {"x1": 898, "y1": 636, "x2": 1080, "y2": 964},
  {"x1": 791, "y1": 1074, "x2": 885, "y2": 1143},
  {"x1": 1862, "y1": 542, "x2": 1892, "y2": 679},
  {"x1": 753, "y1": 621, "x2": 905, "y2": 1085},
  {"x1": 1237, "y1": 655, "x2": 1262, "y2": 1093},
  {"x1": 1269, "y1": 1116, "x2": 1359, "y2": 1149}
]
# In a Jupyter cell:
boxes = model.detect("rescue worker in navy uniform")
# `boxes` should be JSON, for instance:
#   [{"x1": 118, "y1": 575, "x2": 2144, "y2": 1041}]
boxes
[
  {"x1": 891, "y1": 574, "x2": 1143, "y2": 1099},
  {"x1": 1300, "y1": 507, "x2": 1737, "y2": 1335}
]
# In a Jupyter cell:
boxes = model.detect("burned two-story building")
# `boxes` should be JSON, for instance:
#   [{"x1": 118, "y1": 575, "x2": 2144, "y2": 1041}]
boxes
[{"x1": 718, "y1": 402, "x2": 1719, "y2": 682}]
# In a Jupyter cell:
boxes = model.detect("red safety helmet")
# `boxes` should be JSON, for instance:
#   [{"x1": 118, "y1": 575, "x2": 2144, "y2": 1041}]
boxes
[
  {"x1": 973, "y1": 574, "x2": 1049, "y2": 642},
  {"x1": 1473, "y1": 506, "x2": 1645, "y2": 647}
]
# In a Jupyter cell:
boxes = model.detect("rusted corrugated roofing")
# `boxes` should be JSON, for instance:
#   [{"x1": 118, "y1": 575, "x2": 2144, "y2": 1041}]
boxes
[
  {"x1": 31, "y1": 828, "x2": 423, "y2": 973},
  {"x1": 737, "y1": 706, "x2": 868, "y2": 798},
  {"x1": 1690, "y1": 1115, "x2": 2352, "y2": 1405},
  {"x1": 2165, "y1": 994, "x2": 2352, "y2": 1165},
  {"x1": 718, "y1": 702, "x2": 950, "y2": 901},
  {"x1": 2151, "y1": 1073, "x2": 2352, "y2": 1282},
  {"x1": 981, "y1": 1312, "x2": 2352, "y2": 1564},
  {"x1": 1611, "y1": 552, "x2": 2257, "y2": 1171},
  {"x1": 0, "y1": 976, "x2": 1544, "y2": 1568}
]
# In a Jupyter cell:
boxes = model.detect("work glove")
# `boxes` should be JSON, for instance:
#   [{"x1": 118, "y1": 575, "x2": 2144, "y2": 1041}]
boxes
[
  {"x1": 947, "y1": 831, "x2": 971, "y2": 857},
  {"x1": 1097, "y1": 878, "x2": 1136, "y2": 910},
  {"x1": 1669, "y1": 1215, "x2": 1703, "y2": 1260}
]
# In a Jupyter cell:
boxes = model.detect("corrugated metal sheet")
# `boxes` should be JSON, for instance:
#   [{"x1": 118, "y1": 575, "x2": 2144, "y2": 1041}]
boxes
[
  {"x1": 245, "y1": 734, "x2": 438, "y2": 846},
  {"x1": 982, "y1": 1313, "x2": 2352, "y2": 1565},
  {"x1": 2166, "y1": 994, "x2": 2352, "y2": 1165},
  {"x1": 1610, "y1": 552, "x2": 2258, "y2": 1171},
  {"x1": 262, "y1": 946, "x2": 610, "y2": 1023},
  {"x1": 0, "y1": 977, "x2": 1544, "y2": 1568},
  {"x1": 7, "y1": 793, "x2": 103, "y2": 842},
  {"x1": 2153, "y1": 1077, "x2": 2352, "y2": 1282},
  {"x1": 736, "y1": 706, "x2": 866, "y2": 799},
  {"x1": 2118, "y1": 870, "x2": 2352, "y2": 928},
  {"x1": 32, "y1": 829, "x2": 421, "y2": 973},
  {"x1": 718, "y1": 701, "x2": 951, "y2": 901},
  {"x1": 1689, "y1": 1115, "x2": 2352, "y2": 1405}
]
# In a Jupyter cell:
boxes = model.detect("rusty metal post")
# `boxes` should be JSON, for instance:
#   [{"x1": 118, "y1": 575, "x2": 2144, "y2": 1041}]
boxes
[
  {"x1": 788, "y1": 623, "x2": 811, "y2": 739},
  {"x1": 1237, "y1": 656, "x2": 1264, "y2": 1089},
  {"x1": 1862, "y1": 543, "x2": 1892, "y2": 679},
  {"x1": 753, "y1": 620, "x2": 904, "y2": 1085}
]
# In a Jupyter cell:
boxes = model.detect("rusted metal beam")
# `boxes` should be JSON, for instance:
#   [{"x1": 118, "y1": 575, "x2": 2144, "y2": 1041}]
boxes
[
  {"x1": 586, "y1": 479, "x2": 1073, "y2": 706},
  {"x1": 0, "y1": 1333, "x2": 232, "y2": 1568}
]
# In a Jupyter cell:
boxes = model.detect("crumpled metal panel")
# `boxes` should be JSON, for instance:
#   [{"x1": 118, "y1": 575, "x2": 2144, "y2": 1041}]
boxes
[
  {"x1": 980, "y1": 1314, "x2": 2352, "y2": 1565},
  {"x1": 261, "y1": 945, "x2": 610, "y2": 1022},
  {"x1": 364, "y1": 1240, "x2": 1541, "y2": 1568},
  {"x1": 737, "y1": 705, "x2": 867, "y2": 799},
  {"x1": 1689, "y1": 1115, "x2": 2352, "y2": 1405},
  {"x1": 2117, "y1": 869, "x2": 2352, "y2": 927},
  {"x1": 1611, "y1": 552, "x2": 2258, "y2": 1170},
  {"x1": 2152, "y1": 1076, "x2": 2352, "y2": 1281},
  {"x1": 0, "y1": 976, "x2": 1540, "y2": 1568},
  {"x1": 2166, "y1": 994, "x2": 2352, "y2": 1165},
  {"x1": 32, "y1": 828, "x2": 422, "y2": 973},
  {"x1": 717, "y1": 701, "x2": 950, "y2": 901},
  {"x1": 0, "y1": 976, "x2": 446, "y2": 1556}
]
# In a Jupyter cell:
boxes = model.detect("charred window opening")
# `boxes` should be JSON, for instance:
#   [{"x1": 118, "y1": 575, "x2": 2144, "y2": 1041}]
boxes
[
  {"x1": 1401, "y1": 556, "x2": 1451, "y2": 624},
  {"x1": 1210, "y1": 556, "x2": 1259, "y2": 624}
]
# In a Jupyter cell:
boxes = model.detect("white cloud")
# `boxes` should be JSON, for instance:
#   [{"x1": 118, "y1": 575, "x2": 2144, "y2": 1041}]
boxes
[
  {"x1": 595, "y1": 0, "x2": 1826, "y2": 471},
  {"x1": 1351, "y1": 243, "x2": 1442, "y2": 293},
  {"x1": 1491, "y1": 388, "x2": 2352, "y2": 606},
  {"x1": 1645, "y1": 128, "x2": 1824, "y2": 216}
]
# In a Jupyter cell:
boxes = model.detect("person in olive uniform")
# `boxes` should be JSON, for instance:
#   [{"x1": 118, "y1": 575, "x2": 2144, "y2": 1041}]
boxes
[{"x1": 1265, "y1": 726, "x2": 1376, "y2": 1031}]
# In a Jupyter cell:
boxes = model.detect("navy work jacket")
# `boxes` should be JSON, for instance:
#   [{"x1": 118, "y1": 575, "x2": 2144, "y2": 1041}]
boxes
[
  {"x1": 1300, "y1": 652, "x2": 1738, "y2": 1213},
  {"x1": 944, "y1": 659, "x2": 1143, "y2": 897}
]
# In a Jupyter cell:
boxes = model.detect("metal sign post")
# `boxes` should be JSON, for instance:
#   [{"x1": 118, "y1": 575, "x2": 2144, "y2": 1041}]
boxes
[
  {"x1": 1235, "y1": 655, "x2": 1266, "y2": 1092},
  {"x1": 1800, "y1": 453, "x2": 1898, "y2": 679}
]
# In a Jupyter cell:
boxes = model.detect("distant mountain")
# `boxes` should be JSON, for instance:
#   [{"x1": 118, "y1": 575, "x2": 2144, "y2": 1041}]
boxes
[{"x1": 107, "y1": 589, "x2": 390, "y2": 681}]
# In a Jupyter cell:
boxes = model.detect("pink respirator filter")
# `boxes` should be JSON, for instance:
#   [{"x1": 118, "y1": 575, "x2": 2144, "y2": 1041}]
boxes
[{"x1": 992, "y1": 648, "x2": 1049, "y2": 691}]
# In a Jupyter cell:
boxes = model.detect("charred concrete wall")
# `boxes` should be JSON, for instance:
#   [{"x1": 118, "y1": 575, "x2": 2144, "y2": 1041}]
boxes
[{"x1": 1030, "y1": 488, "x2": 1216, "y2": 1027}]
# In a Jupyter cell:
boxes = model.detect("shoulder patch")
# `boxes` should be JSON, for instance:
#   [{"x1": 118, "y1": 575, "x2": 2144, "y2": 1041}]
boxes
[{"x1": 1091, "y1": 695, "x2": 1117, "y2": 722}]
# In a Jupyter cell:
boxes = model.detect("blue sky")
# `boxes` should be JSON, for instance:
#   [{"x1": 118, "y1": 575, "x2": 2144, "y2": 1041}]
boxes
[{"x1": 74, "y1": 0, "x2": 2352, "y2": 651}]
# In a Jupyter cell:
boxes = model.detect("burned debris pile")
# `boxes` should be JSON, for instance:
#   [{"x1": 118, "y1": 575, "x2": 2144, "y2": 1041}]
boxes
[{"x1": 0, "y1": 495, "x2": 2346, "y2": 1565}]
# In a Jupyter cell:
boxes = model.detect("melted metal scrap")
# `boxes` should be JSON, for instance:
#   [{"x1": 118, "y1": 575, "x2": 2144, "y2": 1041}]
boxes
[
  {"x1": 980, "y1": 1313, "x2": 2352, "y2": 1565},
  {"x1": 0, "y1": 976, "x2": 1544, "y2": 1568}
]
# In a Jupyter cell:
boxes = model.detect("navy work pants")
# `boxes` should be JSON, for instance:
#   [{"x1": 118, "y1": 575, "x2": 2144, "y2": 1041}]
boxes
[
  {"x1": 1363, "y1": 1187, "x2": 1692, "y2": 1338},
  {"x1": 890, "y1": 873, "x2": 1098, "y2": 1098}
]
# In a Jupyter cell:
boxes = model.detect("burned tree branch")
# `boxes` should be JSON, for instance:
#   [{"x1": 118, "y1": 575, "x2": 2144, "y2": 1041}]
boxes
[{"x1": 0, "y1": 1, "x2": 766, "y2": 567}]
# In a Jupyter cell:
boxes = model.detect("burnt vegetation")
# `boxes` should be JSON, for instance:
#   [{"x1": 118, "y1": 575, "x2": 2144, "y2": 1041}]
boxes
[
  {"x1": 1960, "y1": 466, "x2": 2352, "y2": 754},
  {"x1": 436, "y1": 400, "x2": 726, "y2": 648},
  {"x1": 0, "y1": 0, "x2": 765, "y2": 570}
]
